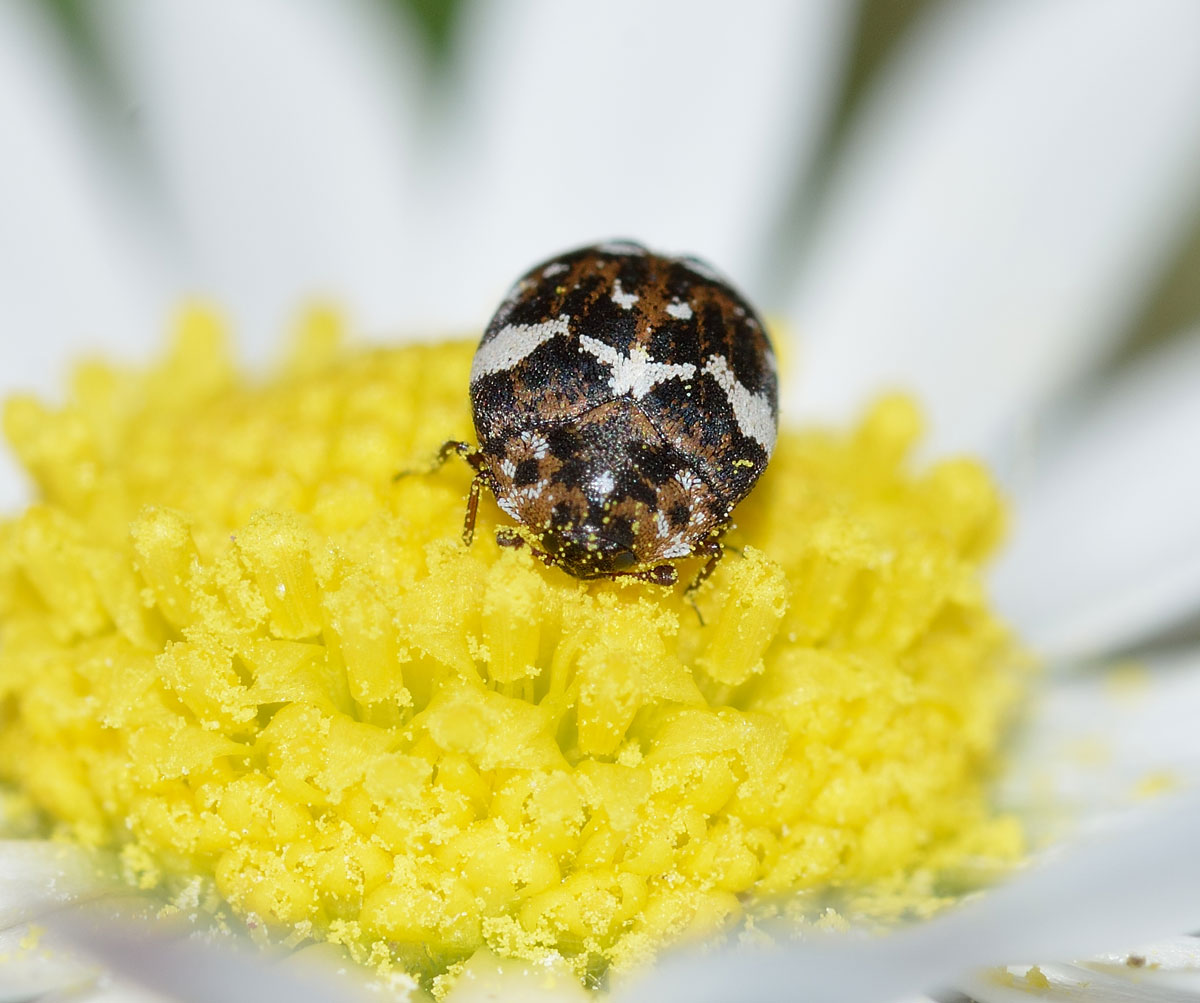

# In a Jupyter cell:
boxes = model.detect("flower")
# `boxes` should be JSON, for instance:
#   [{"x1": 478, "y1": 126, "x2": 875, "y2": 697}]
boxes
[{"x1": 1, "y1": 0, "x2": 1200, "y2": 1001}]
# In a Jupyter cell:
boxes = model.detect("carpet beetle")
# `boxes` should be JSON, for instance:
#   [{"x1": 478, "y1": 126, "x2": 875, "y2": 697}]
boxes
[{"x1": 439, "y1": 241, "x2": 777, "y2": 588}]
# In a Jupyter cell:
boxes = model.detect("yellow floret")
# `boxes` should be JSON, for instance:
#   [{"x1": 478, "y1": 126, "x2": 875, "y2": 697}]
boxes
[{"x1": 0, "y1": 307, "x2": 1028, "y2": 992}]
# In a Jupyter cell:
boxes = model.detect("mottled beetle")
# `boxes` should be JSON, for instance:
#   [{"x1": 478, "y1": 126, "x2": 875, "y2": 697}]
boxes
[{"x1": 436, "y1": 241, "x2": 778, "y2": 589}]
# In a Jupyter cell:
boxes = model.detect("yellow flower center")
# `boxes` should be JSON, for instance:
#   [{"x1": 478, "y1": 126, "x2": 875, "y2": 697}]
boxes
[{"x1": 0, "y1": 306, "x2": 1027, "y2": 992}]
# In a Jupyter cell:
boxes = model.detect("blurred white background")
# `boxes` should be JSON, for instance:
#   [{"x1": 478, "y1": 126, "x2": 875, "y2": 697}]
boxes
[{"x1": 3, "y1": 2, "x2": 1200, "y2": 999}]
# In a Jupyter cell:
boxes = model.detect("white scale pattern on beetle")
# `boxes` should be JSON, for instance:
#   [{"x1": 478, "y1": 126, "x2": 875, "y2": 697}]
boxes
[
  {"x1": 652, "y1": 469, "x2": 714, "y2": 557},
  {"x1": 654, "y1": 509, "x2": 694, "y2": 558},
  {"x1": 611, "y1": 279, "x2": 639, "y2": 310},
  {"x1": 496, "y1": 471, "x2": 552, "y2": 516},
  {"x1": 578, "y1": 336, "x2": 696, "y2": 399},
  {"x1": 470, "y1": 315, "x2": 571, "y2": 383},
  {"x1": 590, "y1": 470, "x2": 615, "y2": 496},
  {"x1": 518, "y1": 430, "x2": 550, "y2": 459},
  {"x1": 702, "y1": 354, "x2": 776, "y2": 453}
]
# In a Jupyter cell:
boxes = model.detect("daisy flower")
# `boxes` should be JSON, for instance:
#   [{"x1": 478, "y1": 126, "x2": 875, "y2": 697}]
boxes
[{"x1": 2, "y1": 1, "x2": 1200, "y2": 1001}]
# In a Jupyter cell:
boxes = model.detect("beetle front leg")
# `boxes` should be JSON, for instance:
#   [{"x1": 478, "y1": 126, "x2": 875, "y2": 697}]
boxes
[
  {"x1": 678, "y1": 535, "x2": 722, "y2": 627},
  {"x1": 394, "y1": 440, "x2": 482, "y2": 480},
  {"x1": 685, "y1": 532, "x2": 727, "y2": 597},
  {"x1": 436, "y1": 440, "x2": 480, "y2": 469},
  {"x1": 462, "y1": 468, "x2": 486, "y2": 545},
  {"x1": 448, "y1": 445, "x2": 490, "y2": 546},
  {"x1": 395, "y1": 440, "x2": 489, "y2": 546}
]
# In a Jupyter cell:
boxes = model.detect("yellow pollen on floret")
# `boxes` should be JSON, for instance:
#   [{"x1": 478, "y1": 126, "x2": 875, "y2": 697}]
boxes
[{"x1": 0, "y1": 306, "x2": 1028, "y2": 992}]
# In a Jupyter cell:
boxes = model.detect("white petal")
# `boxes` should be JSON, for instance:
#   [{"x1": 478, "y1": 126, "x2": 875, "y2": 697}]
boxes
[
  {"x1": 96, "y1": 0, "x2": 427, "y2": 353},
  {"x1": 0, "y1": 924, "x2": 95, "y2": 1002},
  {"x1": 418, "y1": 0, "x2": 851, "y2": 331},
  {"x1": 0, "y1": 1, "x2": 174, "y2": 510},
  {"x1": 50, "y1": 914, "x2": 382, "y2": 1003},
  {"x1": 0, "y1": 840, "x2": 123, "y2": 1000},
  {"x1": 958, "y1": 957, "x2": 1200, "y2": 1003},
  {"x1": 0, "y1": 840, "x2": 119, "y2": 930},
  {"x1": 999, "y1": 649, "x2": 1200, "y2": 832},
  {"x1": 785, "y1": 0, "x2": 1200, "y2": 464},
  {"x1": 45, "y1": 987, "x2": 172, "y2": 1003},
  {"x1": 992, "y1": 331, "x2": 1200, "y2": 662}
]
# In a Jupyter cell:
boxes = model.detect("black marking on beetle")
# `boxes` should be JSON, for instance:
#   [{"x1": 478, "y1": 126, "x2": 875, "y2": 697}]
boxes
[{"x1": 441, "y1": 240, "x2": 778, "y2": 590}]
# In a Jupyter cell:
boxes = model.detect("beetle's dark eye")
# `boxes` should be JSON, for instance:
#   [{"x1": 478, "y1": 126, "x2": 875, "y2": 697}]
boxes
[{"x1": 611, "y1": 550, "x2": 638, "y2": 571}]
